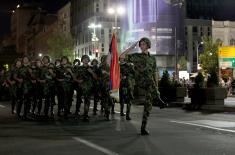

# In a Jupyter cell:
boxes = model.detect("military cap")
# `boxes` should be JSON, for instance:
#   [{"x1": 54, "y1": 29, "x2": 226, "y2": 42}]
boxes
[
  {"x1": 81, "y1": 55, "x2": 90, "y2": 62},
  {"x1": 91, "y1": 59, "x2": 98, "y2": 65},
  {"x1": 42, "y1": 55, "x2": 50, "y2": 63}
]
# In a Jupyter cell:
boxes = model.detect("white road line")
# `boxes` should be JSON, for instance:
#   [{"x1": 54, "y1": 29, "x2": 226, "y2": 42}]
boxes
[
  {"x1": 171, "y1": 120, "x2": 235, "y2": 133},
  {"x1": 73, "y1": 137, "x2": 119, "y2": 155},
  {"x1": 0, "y1": 104, "x2": 6, "y2": 108}
]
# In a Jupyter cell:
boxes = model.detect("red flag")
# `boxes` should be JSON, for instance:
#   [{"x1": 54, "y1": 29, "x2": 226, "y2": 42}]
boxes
[{"x1": 109, "y1": 33, "x2": 120, "y2": 101}]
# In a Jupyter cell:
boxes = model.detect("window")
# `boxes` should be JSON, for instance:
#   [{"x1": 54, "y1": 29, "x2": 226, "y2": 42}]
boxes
[
  {"x1": 185, "y1": 41, "x2": 188, "y2": 50},
  {"x1": 230, "y1": 39, "x2": 235, "y2": 46},
  {"x1": 185, "y1": 27, "x2": 188, "y2": 36},
  {"x1": 193, "y1": 41, "x2": 195, "y2": 50},
  {"x1": 96, "y1": 3, "x2": 99, "y2": 12},
  {"x1": 193, "y1": 26, "x2": 198, "y2": 33}
]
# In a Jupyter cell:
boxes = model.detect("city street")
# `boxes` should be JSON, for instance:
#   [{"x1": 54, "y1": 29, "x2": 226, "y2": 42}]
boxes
[{"x1": 1, "y1": 99, "x2": 235, "y2": 155}]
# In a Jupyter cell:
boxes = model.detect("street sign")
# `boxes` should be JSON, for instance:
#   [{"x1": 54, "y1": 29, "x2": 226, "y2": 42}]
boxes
[
  {"x1": 218, "y1": 46, "x2": 235, "y2": 58},
  {"x1": 219, "y1": 46, "x2": 235, "y2": 68},
  {"x1": 219, "y1": 61, "x2": 232, "y2": 68}
]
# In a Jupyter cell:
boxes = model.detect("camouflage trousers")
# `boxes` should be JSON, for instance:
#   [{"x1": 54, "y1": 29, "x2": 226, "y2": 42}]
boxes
[
  {"x1": 142, "y1": 85, "x2": 159, "y2": 123},
  {"x1": 120, "y1": 87, "x2": 132, "y2": 115}
]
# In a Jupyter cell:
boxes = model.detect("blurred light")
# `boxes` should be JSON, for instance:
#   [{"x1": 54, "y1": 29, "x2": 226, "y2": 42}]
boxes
[
  {"x1": 17, "y1": 4, "x2": 20, "y2": 8},
  {"x1": 200, "y1": 42, "x2": 204, "y2": 45},
  {"x1": 12, "y1": 10, "x2": 15, "y2": 13},
  {"x1": 107, "y1": 8, "x2": 115, "y2": 14},
  {"x1": 151, "y1": 35, "x2": 156, "y2": 39},
  {"x1": 117, "y1": 6, "x2": 125, "y2": 15},
  {"x1": 38, "y1": 53, "x2": 42, "y2": 57},
  {"x1": 4, "y1": 64, "x2": 9, "y2": 71},
  {"x1": 108, "y1": 6, "x2": 125, "y2": 15},
  {"x1": 88, "y1": 23, "x2": 102, "y2": 28},
  {"x1": 112, "y1": 26, "x2": 121, "y2": 29},
  {"x1": 94, "y1": 49, "x2": 99, "y2": 53}
]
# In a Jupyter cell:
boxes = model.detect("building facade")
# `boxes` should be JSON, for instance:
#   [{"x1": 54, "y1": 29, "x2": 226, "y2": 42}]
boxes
[
  {"x1": 212, "y1": 20, "x2": 235, "y2": 46},
  {"x1": 11, "y1": 4, "x2": 41, "y2": 54},
  {"x1": 57, "y1": 2, "x2": 71, "y2": 34},
  {"x1": 71, "y1": 0, "x2": 124, "y2": 60},
  {"x1": 184, "y1": 19, "x2": 212, "y2": 73}
]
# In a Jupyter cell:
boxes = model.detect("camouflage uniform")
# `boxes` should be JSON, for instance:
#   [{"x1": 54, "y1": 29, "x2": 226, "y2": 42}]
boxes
[
  {"x1": 73, "y1": 61, "x2": 83, "y2": 115},
  {"x1": 119, "y1": 61, "x2": 135, "y2": 120},
  {"x1": 19, "y1": 64, "x2": 33, "y2": 119},
  {"x1": 13, "y1": 65, "x2": 23, "y2": 118},
  {"x1": 40, "y1": 64, "x2": 56, "y2": 117},
  {"x1": 55, "y1": 64, "x2": 65, "y2": 117},
  {"x1": 77, "y1": 55, "x2": 94, "y2": 121},
  {"x1": 126, "y1": 51, "x2": 159, "y2": 134},
  {"x1": 99, "y1": 55, "x2": 113, "y2": 120},
  {"x1": 91, "y1": 59, "x2": 102, "y2": 115},
  {"x1": 28, "y1": 62, "x2": 38, "y2": 115},
  {"x1": 6, "y1": 68, "x2": 17, "y2": 114}
]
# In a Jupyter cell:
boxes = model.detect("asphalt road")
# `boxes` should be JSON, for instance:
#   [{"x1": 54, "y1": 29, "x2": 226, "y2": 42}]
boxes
[{"x1": 1, "y1": 100, "x2": 235, "y2": 155}]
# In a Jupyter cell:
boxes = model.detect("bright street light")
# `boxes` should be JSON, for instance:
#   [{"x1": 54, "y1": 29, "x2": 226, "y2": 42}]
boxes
[
  {"x1": 107, "y1": 8, "x2": 115, "y2": 14},
  {"x1": 88, "y1": 23, "x2": 102, "y2": 42},
  {"x1": 17, "y1": 4, "x2": 20, "y2": 8},
  {"x1": 38, "y1": 53, "x2": 42, "y2": 57},
  {"x1": 107, "y1": 6, "x2": 125, "y2": 31}
]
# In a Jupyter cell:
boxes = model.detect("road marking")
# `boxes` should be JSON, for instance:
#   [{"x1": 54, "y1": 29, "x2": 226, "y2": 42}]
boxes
[
  {"x1": 171, "y1": 120, "x2": 235, "y2": 133},
  {"x1": 73, "y1": 137, "x2": 119, "y2": 155},
  {"x1": 0, "y1": 104, "x2": 6, "y2": 108}
]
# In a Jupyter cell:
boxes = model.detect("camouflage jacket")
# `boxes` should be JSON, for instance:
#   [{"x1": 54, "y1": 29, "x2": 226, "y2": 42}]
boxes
[
  {"x1": 126, "y1": 53, "x2": 157, "y2": 89},
  {"x1": 76, "y1": 65, "x2": 94, "y2": 95},
  {"x1": 120, "y1": 62, "x2": 135, "y2": 87}
]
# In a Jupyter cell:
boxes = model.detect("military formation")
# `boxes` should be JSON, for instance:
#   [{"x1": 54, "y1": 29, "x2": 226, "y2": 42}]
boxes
[
  {"x1": 1, "y1": 37, "x2": 167, "y2": 135},
  {"x1": 2, "y1": 54, "x2": 135, "y2": 122}
]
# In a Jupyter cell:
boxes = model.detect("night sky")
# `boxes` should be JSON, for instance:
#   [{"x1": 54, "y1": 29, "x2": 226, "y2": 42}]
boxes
[{"x1": 0, "y1": 0, "x2": 69, "y2": 38}]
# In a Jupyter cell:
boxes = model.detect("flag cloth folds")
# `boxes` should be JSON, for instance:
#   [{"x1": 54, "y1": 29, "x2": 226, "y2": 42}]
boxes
[{"x1": 109, "y1": 33, "x2": 120, "y2": 102}]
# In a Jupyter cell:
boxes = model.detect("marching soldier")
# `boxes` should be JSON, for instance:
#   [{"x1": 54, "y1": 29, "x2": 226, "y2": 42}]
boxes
[
  {"x1": 19, "y1": 56, "x2": 33, "y2": 119},
  {"x1": 99, "y1": 55, "x2": 113, "y2": 121},
  {"x1": 76, "y1": 55, "x2": 97, "y2": 121},
  {"x1": 120, "y1": 37, "x2": 167, "y2": 135},
  {"x1": 119, "y1": 57, "x2": 135, "y2": 120},
  {"x1": 90, "y1": 59, "x2": 102, "y2": 115},
  {"x1": 6, "y1": 60, "x2": 20, "y2": 114}
]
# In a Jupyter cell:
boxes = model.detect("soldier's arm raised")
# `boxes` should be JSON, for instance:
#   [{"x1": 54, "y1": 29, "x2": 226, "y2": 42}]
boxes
[{"x1": 119, "y1": 41, "x2": 138, "y2": 59}]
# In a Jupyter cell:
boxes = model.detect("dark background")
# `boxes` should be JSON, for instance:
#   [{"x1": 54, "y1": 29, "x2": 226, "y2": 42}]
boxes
[
  {"x1": 0, "y1": 0, "x2": 69, "y2": 37},
  {"x1": 1, "y1": 0, "x2": 235, "y2": 38}
]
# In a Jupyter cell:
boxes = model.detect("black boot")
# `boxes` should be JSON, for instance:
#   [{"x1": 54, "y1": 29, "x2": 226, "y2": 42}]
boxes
[
  {"x1": 126, "y1": 114, "x2": 131, "y2": 120},
  {"x1": 141, "y1": 121, "x2": 149, "y2": 135}
]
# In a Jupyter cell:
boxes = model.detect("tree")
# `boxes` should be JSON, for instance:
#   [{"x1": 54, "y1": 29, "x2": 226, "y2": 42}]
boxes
[
  {"x1": 199, "y1": 36, "x2": 221, "y2": 86},
  {"x1": 199, "y1": 36, "x2": 220, "y2": 73},
  {"x1": 159, "y1": 70, "x2": 172, "y2": 88},
  {"x1": 47, "y1": 30, "x2": 74, "y2": 60}
]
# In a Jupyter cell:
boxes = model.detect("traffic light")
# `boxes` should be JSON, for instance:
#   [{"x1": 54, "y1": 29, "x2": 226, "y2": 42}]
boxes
[
  {"x1": 94, "y1": 48, "x2": 99, "y2": 57},
  {"x1": 94, "y1": 48, "x2": 99, "y2": 53}
]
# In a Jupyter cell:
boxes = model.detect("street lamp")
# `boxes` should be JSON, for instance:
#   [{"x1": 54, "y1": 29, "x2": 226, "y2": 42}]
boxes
[
  {"x1": 88, "y1": 23, "x2": 101, "y2": 42},
  {"x1": 196, "y1": 41, "x2": 204, "y2": 70},
  {"x1": 88, "y1": 23, "x2": 101, "y2": 58},
  {"x1": 107, "y1": 6, "x2": 125, "y2": 31}
]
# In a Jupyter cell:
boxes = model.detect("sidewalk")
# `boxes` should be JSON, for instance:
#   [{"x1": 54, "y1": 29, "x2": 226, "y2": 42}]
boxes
[{"x1": 181, "y1": 96, "x2": 235, "y2": 112}]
